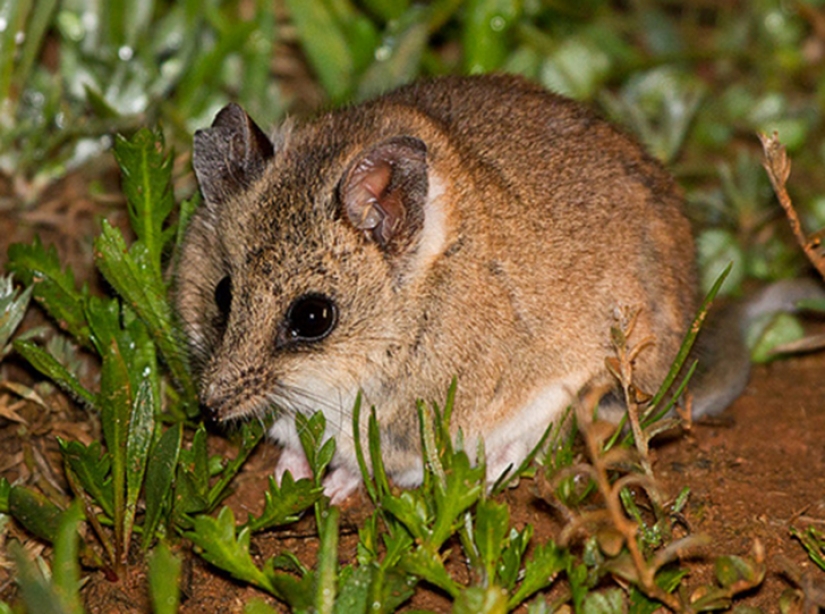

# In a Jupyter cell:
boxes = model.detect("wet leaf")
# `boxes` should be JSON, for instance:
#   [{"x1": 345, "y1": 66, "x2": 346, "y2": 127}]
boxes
[
  {"x1": 6, "y1": 238, "x2": 91, "y2": 346},
  {"x1": 125, "y1": 378, "x2": 156, "y2": 552}
]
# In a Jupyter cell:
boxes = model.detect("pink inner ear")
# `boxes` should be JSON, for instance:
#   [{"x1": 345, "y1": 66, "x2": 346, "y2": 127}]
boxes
[
  {"x1": 346, "y1": 159, "x2": 396, "y2": 235},
  {"x1": 361, "y1": 160, "x2": 392, "y2": 202}
]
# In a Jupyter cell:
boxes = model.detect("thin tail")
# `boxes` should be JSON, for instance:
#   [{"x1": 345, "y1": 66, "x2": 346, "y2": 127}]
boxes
[{"x1": 690, "y1": 277, "x2": 825, "y2": 418}]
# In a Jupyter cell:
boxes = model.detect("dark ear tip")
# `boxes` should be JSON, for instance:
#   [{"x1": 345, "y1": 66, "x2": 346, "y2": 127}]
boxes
[{"x1": 212, "y1": 102, "x2": 247, "y2": 128}]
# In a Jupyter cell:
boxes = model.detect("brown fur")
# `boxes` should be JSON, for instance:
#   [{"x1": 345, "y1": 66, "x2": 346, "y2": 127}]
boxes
[{"x1": 174, "y1": 74, "x2": 698, "y2": 500}]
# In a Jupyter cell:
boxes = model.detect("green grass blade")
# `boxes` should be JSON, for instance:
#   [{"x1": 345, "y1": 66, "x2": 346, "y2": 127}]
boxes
[
  {"x1": 356, "y1": 6, "x2": 429, "y2": 100},
  {"x1": 51, "y1": 502, "x2": 85, "y2": 614},
  {"x1": 142, "y1": 423, "x2": 182, "y2": 550},
  {"x1": 124, "y1": 378, "x2": 156, "y2": 555},
  {"x1": 0, "y1": 0, "x2": 29, "y2": 105},
  {"x1": 10, "y1": 541, "x2": 74, "y2": 614},
  {"x1": 13, "y1": 0, "x2": 58, "y2": 93},
  {"x1": 644, "y1": 263, "x2": 731, "y2": 417},
  {"x1": 175, "y1": 18, "x2": 256, "y2": 117},
  {"x1": 148, "y1": 542, "x2": 182, "y2": 614},
  {"x1": 462, "y1": 0, "x2": 521, "y2": 73},
  {"x1": 207, "y1": 422, "x2": 264, "y2": 510},
  {"x1": 361, "y1": 0, "x2": 408, "y2": 21},
  {"x1": 99, "y1": 335, "x2": 133, "y2": 565},
  {"x1": 284, "y1": 0, "x2": 354, "y2": 101},
  {"x1": 351, "y1": 393, "x2": 380, "y2": 504},
  {"x1": 508, "y1": 541, "x2": 568, "y2": 609},
  {"x1": 315, "y1": 506, "x2": 339, "y2": 614},
  {"x1": 609, "y1": 263, "x2": 731, "y2": 450}
]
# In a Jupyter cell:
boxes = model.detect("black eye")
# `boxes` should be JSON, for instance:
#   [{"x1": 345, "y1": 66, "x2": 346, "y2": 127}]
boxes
[
  {"x1": 285, "y1": 294, "x2": 337, "y2": 341},
  {"x1": 214, "y1": 276, "x2": 232, "y2": 317}
]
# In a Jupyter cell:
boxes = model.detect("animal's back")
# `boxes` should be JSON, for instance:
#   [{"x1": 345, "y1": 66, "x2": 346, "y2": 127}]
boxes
[{"x1": 380, "y1": 75, "x2": 698, "y2": 397}]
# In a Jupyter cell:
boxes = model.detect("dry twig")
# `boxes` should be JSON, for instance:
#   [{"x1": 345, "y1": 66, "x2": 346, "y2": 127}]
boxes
[{"x1": 759, "y1": 132, "x2": 825, "y2": 281}]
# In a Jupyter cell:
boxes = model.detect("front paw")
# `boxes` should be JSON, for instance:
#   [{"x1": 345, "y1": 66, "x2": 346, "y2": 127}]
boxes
[
  {"x1": 322, "y1": 466, "x2": 362, "y2": 504},
  {"x1": 274, "y1": 446, "x2": 361, "y2": 504},
  {"x1": 274, "y1": 445, "x2": 313, "y2": 483}
]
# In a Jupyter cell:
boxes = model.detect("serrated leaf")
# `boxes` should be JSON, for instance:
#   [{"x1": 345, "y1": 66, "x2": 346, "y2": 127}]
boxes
[
  {"x1": 186, "y1": 507, "x2": 280, "y2": 596},
  {"x1": 399, "y1": 547, "x2": 460, "y2": 598},
  {"x1": 173, "y1": 426, "x2": 213, "y2": 523},
  {"x1": 334, "y1": 565, "x2": 372, "y2": 614},
  {"x1": 583, "y1": 588, "x2": 625, "y2": 614},
  {"x1": 382, "y1": 490, "x2": 431, "y2": 542},
  {"x1": 431, "y1": 452, "x2": 483, "y2": 548},
  {"x1": 142, "y1": 423, "x2": 182, "y2": 549},
  {"x1": 791, "y1": 526, "x2": 825, "y2": 571},
  {"x1": 180, "y1": 424, "x2": 210, "y2": 495},
  {"x1": 508, "y1": 541, "x2": 568, "y2": 609},
  {"x1": 6, "y1": 238, "x2": 91, "y2": 345},
  {"x1": 59, "y1": 439, "x2": 114, "y2": 518},
  {"x1": 499, "y1": 525, "x2": 532, "y2": 591},
  {"x1": 93, "y1": 222, "x2": 196, "y2": 416},
  {"x1": 475, "y1": 498, "x2": 509, "y2": 584},
  {"x1": 296, "y1": 411, "x2": 334, "y2": 482},
  {"x1": 112, "y1": 129, "x2": 175, "y2": 282},
  {"x1": 148, "y1": 542, "x2": 182, "y2": 614},
  {"x1": 13, "y1": 340, "x2": 96, "y2": 406},
  {"x1": 244, "y1": 474, "x2": 322, "y2": 533}
]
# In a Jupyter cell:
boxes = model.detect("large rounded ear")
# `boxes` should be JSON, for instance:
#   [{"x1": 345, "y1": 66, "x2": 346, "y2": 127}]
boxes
[
  {"x1": 193, "y1": 103, "x2": 275, "y2": 207},
  {"x1": 339, "y1": 136, "x2": 428, "y2": 250}
]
